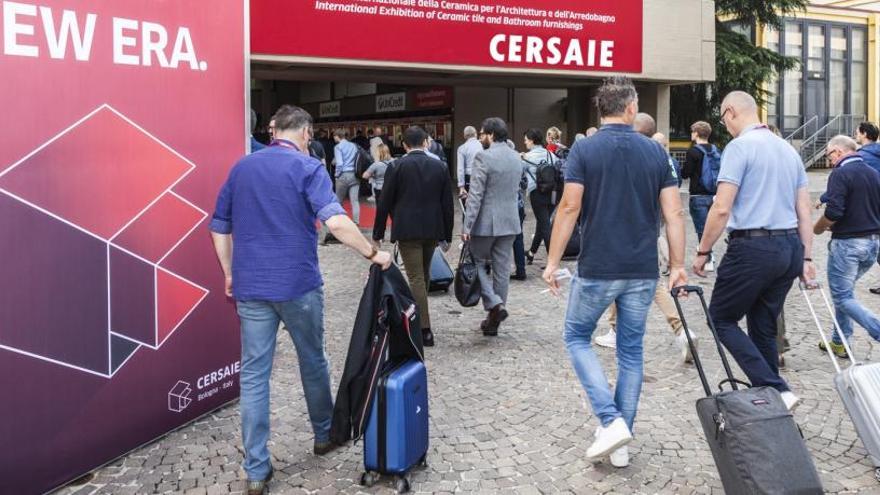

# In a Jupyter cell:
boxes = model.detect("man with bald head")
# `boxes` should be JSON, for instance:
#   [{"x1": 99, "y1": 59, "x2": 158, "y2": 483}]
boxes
[
  {"x1": 693, "y1": 91, "x2": 815, "y2": 411},
  {"x1": 814, "y1": 135, "x2": 880, "y2": 357},
  {"x1": 633, "y1": 113, "x2": 656, "y2": 137}
]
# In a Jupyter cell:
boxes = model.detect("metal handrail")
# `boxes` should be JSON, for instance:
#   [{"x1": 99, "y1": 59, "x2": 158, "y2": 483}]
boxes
[
  {"x1": 785, "y1": 115, "x2": 819, "y2": 143},
  {"x1": 799, "y1": 114, "x2": 866, "y2": 168}
]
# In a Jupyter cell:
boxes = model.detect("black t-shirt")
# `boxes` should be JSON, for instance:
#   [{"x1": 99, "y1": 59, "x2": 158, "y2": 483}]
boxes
[{"x1": 682, "y1": 145, "x2": 713, "y2": 196}]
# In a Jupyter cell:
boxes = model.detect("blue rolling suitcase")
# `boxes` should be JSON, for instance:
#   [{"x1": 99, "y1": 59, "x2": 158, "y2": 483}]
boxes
[{"x1": 361, "y1": 360, "x2": 429, "y2": 493}]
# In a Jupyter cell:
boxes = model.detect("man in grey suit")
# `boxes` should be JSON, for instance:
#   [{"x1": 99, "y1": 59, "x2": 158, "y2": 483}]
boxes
[{"x1": 462, "y1": 117, "x2": 523, "y2": 336}]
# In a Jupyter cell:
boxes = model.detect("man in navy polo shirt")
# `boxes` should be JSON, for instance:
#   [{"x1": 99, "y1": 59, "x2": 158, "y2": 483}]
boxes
[
  {"x1": 693, "y1": 91, "x2": 816, "y2": 412},
  {"x1": 543, "y1": 77, "x2": 687, "y2": 468},
  {"x1": 209, "y1": 105, "x2": 392, "y2": 495},
  {"x1": 814, "y1": 135, "x2": 880, "y2": 357}
]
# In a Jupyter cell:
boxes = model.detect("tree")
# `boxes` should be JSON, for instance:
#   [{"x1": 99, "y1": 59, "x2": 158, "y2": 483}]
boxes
[{"x1": 670, "y1": 0, "x2": 807, "y2": 141}]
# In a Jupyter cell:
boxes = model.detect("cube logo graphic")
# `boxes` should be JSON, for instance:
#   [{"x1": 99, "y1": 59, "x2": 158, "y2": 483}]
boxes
[
  {"x1": 168, "y1": 381, "x2": 193, "y2": 413},
  {"x1": 0, "y1": 105, "x2": 210, "y2": 378}
]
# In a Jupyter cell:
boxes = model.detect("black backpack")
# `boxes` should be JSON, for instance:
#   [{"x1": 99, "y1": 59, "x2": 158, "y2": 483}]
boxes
[
  {"x1": 355, "y1": 146, "x2": 373, "y2": 176},
  {"x1": 526, "y1": 151, "x2": 560, "y2": 195}
]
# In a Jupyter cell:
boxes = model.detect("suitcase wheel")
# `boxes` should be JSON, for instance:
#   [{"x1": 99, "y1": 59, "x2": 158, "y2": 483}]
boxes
[
  {"x1": 360, "y1": 471, "x2": 379, "y2": 487},
  {"x1": 419, "y1": 454, "x2": 428, "y2": 467},
  {"x1": 395, "y1": 476, "x2": 411, "y2": 494},
  {"x1": 875, "y1": 467, "x2": 880, "y2": 483}
]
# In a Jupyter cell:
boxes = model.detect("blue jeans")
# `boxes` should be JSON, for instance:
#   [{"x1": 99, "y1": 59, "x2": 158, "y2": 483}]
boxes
[
  {"x1": 828, "y1": 237, "x2": 880, "y2": 344},
  {"x1": 237, "y1": 288, "x2": 334, "y2": 481},
  {"x1": 709, "y1": 234, "x2": 802, "y2": 392},
  {"x1": 563, "y1": 277, "x2": 657, "y2": 431},
  {"x1": 689, "y1": 196, "x2": 713, "y2": 259}
]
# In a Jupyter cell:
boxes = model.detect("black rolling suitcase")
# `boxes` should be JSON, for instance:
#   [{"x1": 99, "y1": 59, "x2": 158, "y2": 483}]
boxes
[{"x1": 672, "y1": 286, "x2": 823, "y2": 494}]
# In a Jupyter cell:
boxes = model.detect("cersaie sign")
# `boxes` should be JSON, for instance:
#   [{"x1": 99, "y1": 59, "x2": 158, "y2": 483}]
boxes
[{"x1": 251, "y1": 0, "x2": 643, "y2": 74}]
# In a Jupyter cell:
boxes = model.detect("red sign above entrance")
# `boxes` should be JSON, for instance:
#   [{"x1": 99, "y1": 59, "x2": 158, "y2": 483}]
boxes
[{"x1": 251, "y1": 0, "x2": 642, "y2": 74}]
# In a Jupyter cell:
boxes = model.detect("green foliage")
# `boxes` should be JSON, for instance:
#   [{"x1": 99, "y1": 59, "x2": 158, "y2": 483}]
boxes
[{"x1": 670, "y1": 0, "x2": 807, "y2": 142}]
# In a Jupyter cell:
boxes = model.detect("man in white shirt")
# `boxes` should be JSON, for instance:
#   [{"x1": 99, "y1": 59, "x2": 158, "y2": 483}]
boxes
[{"x1": 457, "y1": 126, "x2": 483, "y2": 198}]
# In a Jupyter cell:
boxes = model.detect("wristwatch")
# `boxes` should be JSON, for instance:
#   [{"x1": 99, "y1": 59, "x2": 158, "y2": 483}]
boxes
[{"x1": 696, "y1": 250, "x2": 711, "y2": 257}]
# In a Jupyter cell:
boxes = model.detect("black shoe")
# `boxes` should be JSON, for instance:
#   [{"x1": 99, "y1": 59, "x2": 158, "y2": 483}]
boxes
[
  {"x1": 510, "y1": 272, "x2": 527, "y2": 281},
  {"x1": 525, "y1": 252, "x2": 535, "y2": 265},
  {"x1": 490, "y1": 304, "x2": 509, "y2": 324},
  {"x1": 314, "y1": 441, "x2": 339, "y2": 456},
  {"x1": 871, "y1": 287, "x2": 880, "y2": 295},
  {"x1": 422, "y1": 328, "x2": 434, "y2": 347}
]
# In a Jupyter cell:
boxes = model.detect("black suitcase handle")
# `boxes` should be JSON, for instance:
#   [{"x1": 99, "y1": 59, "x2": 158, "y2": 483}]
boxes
[{"x1": 670, "y1": 285, "x2": 748, "y2": 397}]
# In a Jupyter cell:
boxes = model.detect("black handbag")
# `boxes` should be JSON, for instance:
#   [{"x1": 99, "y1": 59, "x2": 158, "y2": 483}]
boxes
[{"x1": 454, "y1": 242, "x2": 481, "y2": 307}]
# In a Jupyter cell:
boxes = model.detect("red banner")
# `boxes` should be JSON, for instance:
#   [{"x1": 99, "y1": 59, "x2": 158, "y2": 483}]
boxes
[
  {"x1": 0, "y1": 1, "x2": 245, "y2": 493},
  {"x1": 252, "y1": 0, "x2": 642, "y2": 74}
]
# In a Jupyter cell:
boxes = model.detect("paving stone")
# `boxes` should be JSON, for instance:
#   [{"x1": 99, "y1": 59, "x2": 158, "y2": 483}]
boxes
[{"x1": 50, "y1": 173, "x2": 879, "y2": 493}]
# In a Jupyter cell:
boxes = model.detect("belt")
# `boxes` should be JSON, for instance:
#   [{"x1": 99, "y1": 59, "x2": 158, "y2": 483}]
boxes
[{"x1": 729, "y1": 228, "x2": 798, "y2": 238}]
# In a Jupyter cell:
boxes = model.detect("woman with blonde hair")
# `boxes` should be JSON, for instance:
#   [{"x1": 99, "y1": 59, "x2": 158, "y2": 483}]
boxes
[
  {"x1": 545, "y1": 126, "x2": 564, "y2": 155},
  {"x1": 363, "y1": 144, "x2": 393, "y2": 201}
]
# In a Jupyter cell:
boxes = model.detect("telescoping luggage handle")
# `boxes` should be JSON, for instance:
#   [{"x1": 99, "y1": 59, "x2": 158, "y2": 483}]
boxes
[
  {"x1": 798, "y1": 281, "x2": 859, "y2": 371},
  {"x1": 671, "y1": 285, "x2": 747, "y2": 397}
]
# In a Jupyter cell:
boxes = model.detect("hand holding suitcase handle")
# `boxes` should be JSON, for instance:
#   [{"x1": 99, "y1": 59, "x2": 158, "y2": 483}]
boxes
[
  {"x1": 670, "y1": 285, "x2": 747, "y2": 397},
  {"x1": 799, "y1": 281, "x2": 859, "y2": 369}
]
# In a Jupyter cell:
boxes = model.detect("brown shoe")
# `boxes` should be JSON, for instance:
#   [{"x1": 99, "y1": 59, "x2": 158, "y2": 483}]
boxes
[
  {"x1": 489, "y1": 304, "x2": 508, "y2": 325},
  {"x1": 246, "y1": 466, "x2": 273, "y2": 495}
]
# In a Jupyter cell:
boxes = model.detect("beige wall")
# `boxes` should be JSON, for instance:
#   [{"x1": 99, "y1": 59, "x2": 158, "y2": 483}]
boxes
[{"x1": 641, "y1": 0, "x2": 716, "y2": 83}]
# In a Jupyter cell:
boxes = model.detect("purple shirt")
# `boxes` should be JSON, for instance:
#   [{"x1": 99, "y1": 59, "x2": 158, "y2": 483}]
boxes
[{"x1": 209, "y1": 140, "x2": 345, "y2": 301}]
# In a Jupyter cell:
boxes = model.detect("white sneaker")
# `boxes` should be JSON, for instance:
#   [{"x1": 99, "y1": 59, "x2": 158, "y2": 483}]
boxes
[
  {"x1": 781, "y1": 391, "x2": 801, "y2": 412},
  {"x1": 610, "y1": 446, "x2": 629, "y2": 468},
  {"x1": 676, "y1": 328, "x2": 698, "y2": 364},
  {"x1": 704, "y1": 260, "x2": 715, "y2": 272},
  {"x1": 586, "y1": 418, "x2": 632, "y2": 460},
  {"x1": 595, "y1": 328, "x2": 617, "y2": 349}
]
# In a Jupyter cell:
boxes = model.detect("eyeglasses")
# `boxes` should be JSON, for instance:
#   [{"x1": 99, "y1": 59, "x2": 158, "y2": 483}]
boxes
[
  {"x1": 825, "y1": 149, "x2": 838, "y2": 159},
  {"x1": 719, "y1": 107, "x2": 731, "y2": 124}
]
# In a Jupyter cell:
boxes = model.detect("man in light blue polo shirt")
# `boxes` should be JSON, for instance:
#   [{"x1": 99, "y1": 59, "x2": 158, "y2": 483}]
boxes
[
  {"x1": 692, "y1": 91, "x2": 815, "y2": 412},
  {"x1": 332, "y1": 129, "x2": 361, "y2": 225},
  {"x1": 210, "y1": 105, "x2": 391, "y2": 495}
]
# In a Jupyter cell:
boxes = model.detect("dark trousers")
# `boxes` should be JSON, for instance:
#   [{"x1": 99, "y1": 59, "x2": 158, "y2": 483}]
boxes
[
  {"x1": 709, "y1": 234, "x2": 803, "y2": 392},
  {"x1": 512, "y1": 204, "x2": 526, "y2": 276},
  {"x1": 529, "y1": 190, "x2": 555, "y2": 254},
  {"x1": 398, "y1": 240, "x2": 438, "y2": 330}
]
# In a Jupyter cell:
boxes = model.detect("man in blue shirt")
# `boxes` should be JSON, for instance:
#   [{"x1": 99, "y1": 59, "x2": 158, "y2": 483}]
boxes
[
  {"x1": 693, "y1": 91, "x2": 815, "y2": 412},
  {"x1": 209, "y1": 105, "x2": 391, "y2": 495},
  {"x1": 332, "y1": 129, "x2": 361, "y2": 224},
  {"x1": 814, "y1": 135, "x2": 880, "y2": 358},
  {"x1": 543, "y1": 77, "x2": 687, "y2": 468}
]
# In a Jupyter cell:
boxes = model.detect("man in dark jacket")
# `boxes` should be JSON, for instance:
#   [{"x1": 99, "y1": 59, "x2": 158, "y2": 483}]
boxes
[
  {"x1": 373, "y1": 126, "x2": 455, "y2": 347},
  {"x1": 857, "y1": 122, "x2": 880, "y2": 173}
]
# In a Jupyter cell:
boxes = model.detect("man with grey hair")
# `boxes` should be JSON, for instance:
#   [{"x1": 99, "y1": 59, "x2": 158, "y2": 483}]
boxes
[
  {"x1": 543, "y1": 77, "x2": 687, "y2": 468},
  {"x1": 813, "y1": 134, "x2": 880, "y2": 358},
  {"x1": 633, "y1": 112, "x2": 656, "y2": 137},
  {"x1": 210, "y1": 104, "x2": 392, "y2": 495},
  {"x1": 457, "y1": 125, "x2": 482, "y2": 197},
  {"x1": 693, "y1": 91, "x2": 815, "y2": 412}
]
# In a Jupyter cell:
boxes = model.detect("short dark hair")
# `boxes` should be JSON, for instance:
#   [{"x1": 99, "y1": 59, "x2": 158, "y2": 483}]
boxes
[
  {"x1": 594, "y1": 76, "x2": 637, "y2": 118},
  {"x1": 524, "y1": 128, "x2": 544, "y2": 146},
  {"x1": 403, "y1": 126, "x2": 428, "y2": 148},
  {"x1": 271, "y1": 105, "x2": 312, "y2": 133},
  {"x1": 481, "y1": 117, "x2": 509, "y2": 142},
  {"x1": 859, "y1": 122, "x2": 880, "y2": 142}
]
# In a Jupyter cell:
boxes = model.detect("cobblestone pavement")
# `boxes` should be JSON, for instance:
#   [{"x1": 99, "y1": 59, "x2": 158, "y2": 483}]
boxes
[{"x1": 58, "y1": 171, "x2": 880, "y2": 494}]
